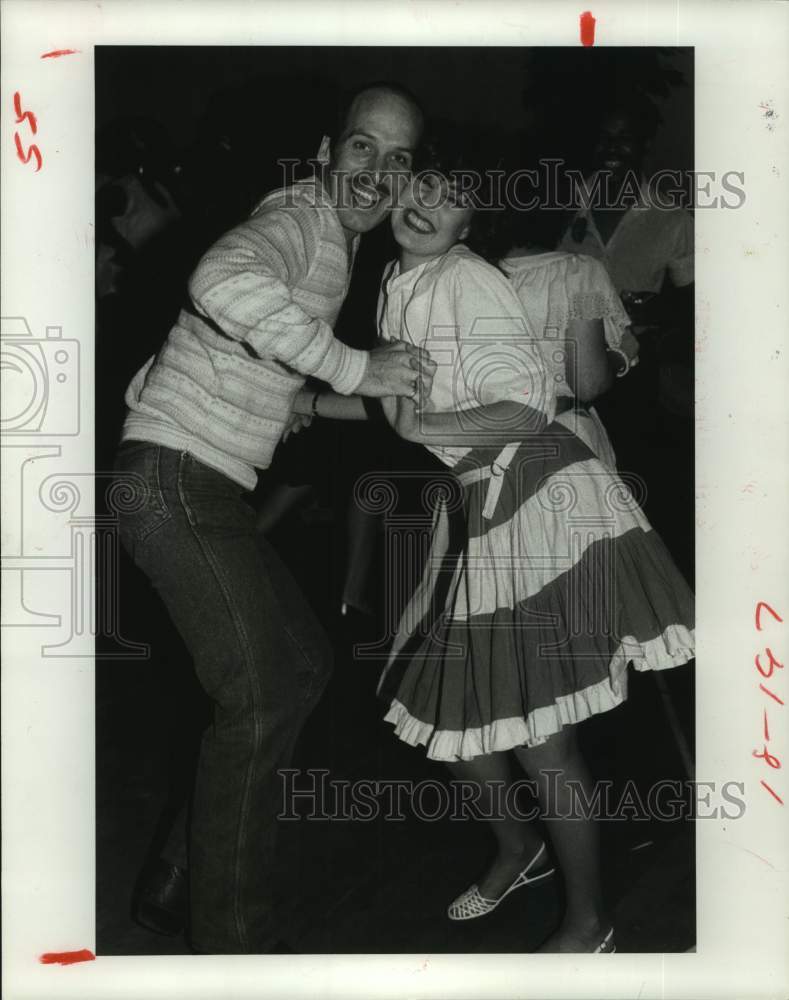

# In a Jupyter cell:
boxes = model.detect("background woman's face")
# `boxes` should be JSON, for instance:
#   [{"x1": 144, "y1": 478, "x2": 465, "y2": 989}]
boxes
[
  {"x1": 593, "y1": 111, "x2": 646, "y2": 183},
  {"x1": 391, "y1": 173, "x2": 473, "y2": 261}
]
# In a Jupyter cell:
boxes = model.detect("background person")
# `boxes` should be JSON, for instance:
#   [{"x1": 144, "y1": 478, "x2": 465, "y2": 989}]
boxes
[{"x1": 558, "y1": 100, "x2": 694, "y2": 567}]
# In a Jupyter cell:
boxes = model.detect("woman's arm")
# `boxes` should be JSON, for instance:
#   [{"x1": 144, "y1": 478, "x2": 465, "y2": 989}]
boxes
[
  {"x1": 382, "y1": 396, "x2": 546, "y2": 447},
  {"x1": 564, "y1": 317, "x2": 632, "y2": 403},
  {"x1": 292, "y1": 388, "x2": 368, "y2": 420}
]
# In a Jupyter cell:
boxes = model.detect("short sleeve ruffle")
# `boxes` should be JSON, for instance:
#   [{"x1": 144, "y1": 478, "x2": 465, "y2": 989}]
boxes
[{"x1": 565, "y1": 256, "x2": 632, "y2": 351}]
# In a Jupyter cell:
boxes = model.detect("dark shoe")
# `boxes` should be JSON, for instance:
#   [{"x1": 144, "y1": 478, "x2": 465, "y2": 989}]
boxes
[
  {"x1": 132, "y1": 859, "x2": 188, "y2": 936},
  {"x1": 593, "y1": 927, "x2": 616, "y2": 953}
]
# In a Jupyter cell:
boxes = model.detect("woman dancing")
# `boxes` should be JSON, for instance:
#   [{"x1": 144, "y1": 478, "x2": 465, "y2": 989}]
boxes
[{"x1": 370, "y1": 134, "x2": 695, "y2": 953}]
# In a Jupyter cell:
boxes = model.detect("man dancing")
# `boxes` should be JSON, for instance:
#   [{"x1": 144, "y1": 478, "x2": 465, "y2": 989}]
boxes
[{"x1": 114, "y1": 82, "x2": 431, "y2": 953}]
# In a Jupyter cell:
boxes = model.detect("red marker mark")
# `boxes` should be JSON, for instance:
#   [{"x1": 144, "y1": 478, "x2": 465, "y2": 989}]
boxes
[
  {"x1": 761, "y1": 780, "x2": 784, "y2": 805},
  {"x1": 13, "y1": 91, "x2": 37, "y2": 133},
  {"x1": 41, "y1": 48, "x2": 80, "y2": 59},
  {"x1": 40, "y1": 949, "x2": 96, "y2": 966},
  {"x1": 760, "y1": 683, "x2": 785, "y2": 706},
  {"x1": 756, "y1": 647, "x2": 784, "y2": 678},
  {"x1": 753, "y1": 744, "x2": 781, "y2": 768},
  {"x1": 756, "y1": 601, "x2": 783, "y2": 631},
  {"x1": 12, "y1": 91, "x2": 43, "y2": 171},
  {"x1": 753, "y1": 600, "x2": 784, "y2": 806},
  {"x1": 580, "y1": 11, "x2": 596, "y2": 47},
  {"x1": 14, "y1": 132, "x2": 43, "y2": 172}
]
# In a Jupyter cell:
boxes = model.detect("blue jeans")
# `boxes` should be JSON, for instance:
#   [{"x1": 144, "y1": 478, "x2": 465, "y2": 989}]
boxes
[{"x1": 113, "y1": 442, "x2": 333, "y2": 952}]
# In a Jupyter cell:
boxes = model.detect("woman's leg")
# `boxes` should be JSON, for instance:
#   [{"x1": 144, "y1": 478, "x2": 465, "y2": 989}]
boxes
[
  {"x1": 513, "y1": 726, "x2": 610, "y2": 951},
  {"x1": 447, "y1": 753, "x2": 549, "y2": 899},
  {"x1": 341, "y1": 504, "x2": 380, "y2": 616}
]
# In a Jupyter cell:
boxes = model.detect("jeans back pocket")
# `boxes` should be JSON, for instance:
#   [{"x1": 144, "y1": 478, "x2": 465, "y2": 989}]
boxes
[{"x1": 113, "y1": 442, "x2": 172, "y2": 547}]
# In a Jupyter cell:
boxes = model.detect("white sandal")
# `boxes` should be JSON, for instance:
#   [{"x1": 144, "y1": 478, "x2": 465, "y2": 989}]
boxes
[{"x1": 447, "y1": 843, "x2": 555, "y2": 921}]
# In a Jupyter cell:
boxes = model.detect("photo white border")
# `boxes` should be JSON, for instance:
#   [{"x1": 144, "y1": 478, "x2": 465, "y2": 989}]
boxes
[{"x1": 2, "y1": 1, "x2": 788, "y2": 997}]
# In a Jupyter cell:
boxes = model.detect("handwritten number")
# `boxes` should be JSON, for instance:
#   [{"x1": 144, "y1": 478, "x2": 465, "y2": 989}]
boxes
[
  {"x1": 753, "y1": 745, "x2": 781, "y2": 769},
  {"x1": 754, "y1": 601, "x2": 783, "y2": 804},
  {"x1": 12, "y1": 92, "x2": 42, "y2": 172},
  {"x1": 755, "y1": 647, "x2": 784, "y2": 678},
  {"x1": 14, "y1": 132, "x2": 42, "y2": 172},
  {"x1": 760, "y1": 781, "x2": 784, "y2": 805},
  {"x1": 755, "y1": 601, "x2": 784, "y2": 631},
  {"x1": 760, "y1": 683, "x2": 785, "y2": 706},
  {"x1": 13, "y1": 91, "x2": 38, "y2": 133}
]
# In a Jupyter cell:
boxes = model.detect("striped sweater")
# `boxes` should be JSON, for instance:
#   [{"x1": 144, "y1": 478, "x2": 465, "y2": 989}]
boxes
[{"x1": 122, "y1": 178, "x2": 369, "y2": 489}]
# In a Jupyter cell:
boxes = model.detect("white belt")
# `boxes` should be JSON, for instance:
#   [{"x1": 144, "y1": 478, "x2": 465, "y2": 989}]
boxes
[{"x1": 455, "y1": 441, "x2": 520, "y2": 520}]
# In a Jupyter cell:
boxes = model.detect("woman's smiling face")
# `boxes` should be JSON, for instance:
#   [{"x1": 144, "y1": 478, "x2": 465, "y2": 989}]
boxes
[{"x1": 391, "y1": 172, "x2": 474, "y2": 269}]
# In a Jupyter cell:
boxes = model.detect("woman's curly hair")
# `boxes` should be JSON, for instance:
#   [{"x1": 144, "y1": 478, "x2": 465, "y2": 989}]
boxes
[{"x1": 410, "y1": 121, "x2": 512, "y2": 266}]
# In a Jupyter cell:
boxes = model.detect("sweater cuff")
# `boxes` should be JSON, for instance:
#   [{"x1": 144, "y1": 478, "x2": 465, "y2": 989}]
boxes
[{"x1": 314, "y1": 338, "x2": 370, "y2": 395}]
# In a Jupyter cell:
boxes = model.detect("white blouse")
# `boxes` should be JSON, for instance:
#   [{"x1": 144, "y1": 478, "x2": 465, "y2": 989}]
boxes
[
  {"x1": 501, "y1": 250, "x2": 631, "y2": 467},
  {"x1": 377, "y1": 244, "x2": 555, "y2": 468},
  {"x1": 502, "y1": 250, "x2": 632, "y2": 394}
]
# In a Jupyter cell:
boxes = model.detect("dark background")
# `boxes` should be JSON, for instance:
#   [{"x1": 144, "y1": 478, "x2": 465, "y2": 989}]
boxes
[
  {"x1": 96, "y1": 46, "x2": 693, "y2": 169},
  {"x1": 96, "y1": 46, "x2": 695, "y2": 956}
]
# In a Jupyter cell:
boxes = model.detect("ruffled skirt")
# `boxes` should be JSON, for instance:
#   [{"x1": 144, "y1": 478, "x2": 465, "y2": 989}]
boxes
[{"x1": 378, "y1": 409, "x2": 695, "y2": 761}]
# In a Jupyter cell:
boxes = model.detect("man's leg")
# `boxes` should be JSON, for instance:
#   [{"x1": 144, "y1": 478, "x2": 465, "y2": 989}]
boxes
[{"x1": 116, "y1": 444, "x2": 332, "y2": 952}]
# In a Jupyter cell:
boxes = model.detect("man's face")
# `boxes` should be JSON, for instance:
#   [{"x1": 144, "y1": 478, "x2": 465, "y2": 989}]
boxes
[
  {"x1": 594, "y1": 112, "x2": 645, "y2": 184},
  {"x1": 325, "y1": 89, "x2": 422, "y2": 237}
]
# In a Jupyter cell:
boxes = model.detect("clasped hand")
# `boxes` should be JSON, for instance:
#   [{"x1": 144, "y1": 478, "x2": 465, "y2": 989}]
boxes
[{"x1": 356, "y1": 337, "x2": 437, "y2": 399}]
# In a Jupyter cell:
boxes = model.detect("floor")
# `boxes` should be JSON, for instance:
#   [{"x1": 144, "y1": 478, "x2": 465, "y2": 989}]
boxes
[{"x1": 96, "y1": 469, "x2": 696, "y2": 957}]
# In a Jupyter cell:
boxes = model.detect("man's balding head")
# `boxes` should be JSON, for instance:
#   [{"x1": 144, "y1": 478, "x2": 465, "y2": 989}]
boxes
[
  {"x1": 336, "y1": 82, "x2": 424, "y2": 144},
  {"x1": 321, "y1": 81, "x2": 425, "y2": 239}
]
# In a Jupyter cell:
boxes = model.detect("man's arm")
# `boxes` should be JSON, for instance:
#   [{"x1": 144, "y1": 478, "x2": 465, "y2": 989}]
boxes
[{"x1": 188, "y1": 203, "x2": 432, "y2": 396}]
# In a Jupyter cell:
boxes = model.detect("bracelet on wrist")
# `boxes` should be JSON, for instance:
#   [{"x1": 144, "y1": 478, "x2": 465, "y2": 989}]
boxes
[
  {"x1": 607, "y1": 346, "x2": 631, "y2": 379},
  {"x1": 311, "y1": 391, "x2": 321, "y2": 417}
]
